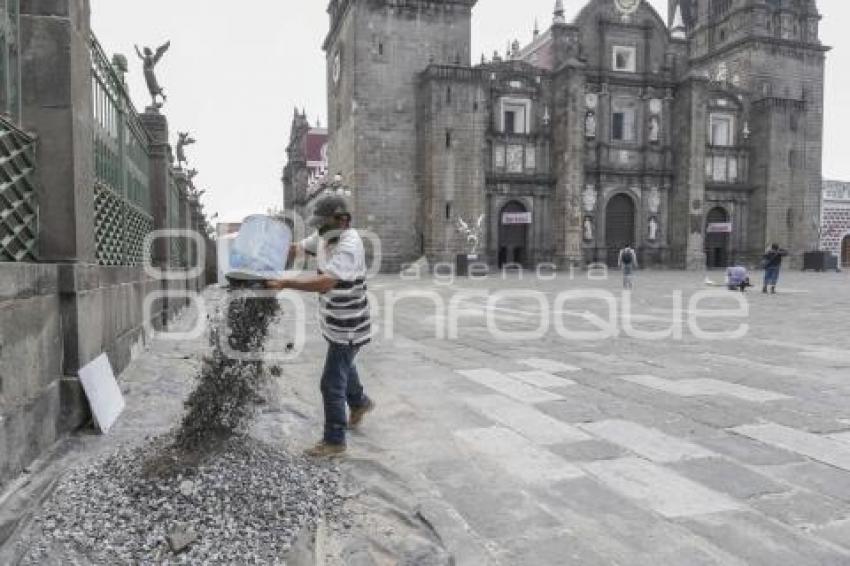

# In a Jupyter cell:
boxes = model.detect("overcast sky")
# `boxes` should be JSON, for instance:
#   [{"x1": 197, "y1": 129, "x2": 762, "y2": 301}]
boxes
[{"x1": 91, "y1": 1, "x2": 849, "y2": 224}]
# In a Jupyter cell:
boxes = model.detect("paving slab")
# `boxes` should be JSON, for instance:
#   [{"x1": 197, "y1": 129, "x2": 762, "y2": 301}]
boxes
[
  {"x1": 581, "y1": 457, "x2": 742, "y2": 518},
  {"x1": 461, "y1": 394, "x2": 591, "y2": 445},
  {"x1": 579, "y1": 420, "x2": 717, "y2": 463},
  {"x1": 453, "y1": 427, "x2": 585, "y2": 484},
  {"x1": 733, "y1": 423, "x2": 850, "y2": 471},
  {"x1": 456, "y1": 368, "x2": 563, "y2": 404},
  {"x1": 678, "y1": 510, "x2": 850, "y2": 566},
  {"x1": 670, "y1": 457, "x2": 789, "y2": 500}
]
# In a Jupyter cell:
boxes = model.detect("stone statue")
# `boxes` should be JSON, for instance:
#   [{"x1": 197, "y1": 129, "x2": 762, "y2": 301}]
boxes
[
  {"x1": 583, "y1": 217, "x2": 594, "y2": 241},
  {"x1": 648, "y1": 186, "x2": 661, "y2": 214},
  {"x1": 135, "y1": 41, "x2": 171, "y2": 108},
  {"x1": 649, "y1": 216, "x2": 659, "y2": 241},
  {"x1": 456, "y1": 214, "x2": 485, "y2": 256},
  {"x1": 649, "y1": 116, "x2": 660, "y2": 143},
  {"x1": 175, "y1": 132, "x2": 196, "y2": 167},
  {"x1": 585, "y1": 111, "x2": 597, "y2": 138},
  {"x1": 582, "y1": 185, "x2": 597, "y2": 213}
]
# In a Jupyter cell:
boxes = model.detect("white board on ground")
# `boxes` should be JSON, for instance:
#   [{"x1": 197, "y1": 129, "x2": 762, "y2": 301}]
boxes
[{"x1": 78, "y1": 353, "x2": 125, "y2": 433}]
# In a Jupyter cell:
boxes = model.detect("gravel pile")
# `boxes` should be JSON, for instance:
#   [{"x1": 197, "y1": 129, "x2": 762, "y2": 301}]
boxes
[
  {"x1": 18, "y1": 436, "x2": 346, "y2": 564},
  {"x1": 15, "y1": 289, "x2": 349, "y2": 564}
]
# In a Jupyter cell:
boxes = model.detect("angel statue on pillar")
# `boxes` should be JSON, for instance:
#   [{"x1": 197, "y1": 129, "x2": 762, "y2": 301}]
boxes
[
  {"x1": 175, "y1": 132, "x2": 196, "y2": 167},
  {"x1": 135, "y1": 41, "x2": 171, "y2": 108},
  {"x1": 456, "y1": 214, "x2": 485, "y2": 256}
]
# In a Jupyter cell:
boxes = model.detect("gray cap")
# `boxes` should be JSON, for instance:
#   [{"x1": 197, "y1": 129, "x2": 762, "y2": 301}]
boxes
[{"x1": 308, "y1": 195, "x2": 352, "y2": 227}]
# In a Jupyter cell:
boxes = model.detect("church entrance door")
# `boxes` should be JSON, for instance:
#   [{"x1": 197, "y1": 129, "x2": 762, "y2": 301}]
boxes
[
  {"x1": 605, "y1": 194, "x2": 636, "y2": 267},
  {"x1": 498, "y1": 201, "x2": 529, "y2": 268},
  {"x1": 705, "y1": 207, "x2": 730, "y2": 269}
]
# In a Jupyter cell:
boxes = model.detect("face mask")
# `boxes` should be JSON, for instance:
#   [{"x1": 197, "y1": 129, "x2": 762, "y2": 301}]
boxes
[{"x1": 318, "y1": 223, "x2": 342, "y2": 244}]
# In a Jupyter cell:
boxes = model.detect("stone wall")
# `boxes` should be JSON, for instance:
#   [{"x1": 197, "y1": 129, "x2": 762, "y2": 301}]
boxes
[
  {"x1": 0, "y1": 264, "x2": 62, "y2": 486},
  {"x1": 822, "y1": 200, "x2": 850, "y2": 266},
  {"x1": 417, "y1": 67, "x2": 487, "y2": 265},
  {"x1": 0, "y1": 262, "x2": 197, "y2": 488}
]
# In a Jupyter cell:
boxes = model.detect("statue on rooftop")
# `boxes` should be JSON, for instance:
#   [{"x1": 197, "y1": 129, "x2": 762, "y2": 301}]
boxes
[
  {"x1": 175, "y1": 132, "x2": 196, "y2": 167},
  {"x1": 135, "y1": 41, "x2": 171, "y2": 108}
]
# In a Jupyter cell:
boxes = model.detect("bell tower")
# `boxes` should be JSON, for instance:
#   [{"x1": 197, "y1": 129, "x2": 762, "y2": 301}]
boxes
[
  {"x1": 323, "y1": 0, "x2": 477, "y2": 271},
  {"x1": 685, "y1": 0, "x2": 828, "y2": 263}
]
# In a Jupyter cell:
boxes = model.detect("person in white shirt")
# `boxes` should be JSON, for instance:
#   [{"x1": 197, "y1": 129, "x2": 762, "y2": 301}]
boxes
[{"x1": 266, "y1": 195, "x2": 373, "y2": 457}]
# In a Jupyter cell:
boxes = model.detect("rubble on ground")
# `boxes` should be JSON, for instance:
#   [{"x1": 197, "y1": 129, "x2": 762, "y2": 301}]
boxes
[
  {"x1": 17, "y1": 436, "x2": 346, "y2": 564},
  {"x1": 15, "y1": 291, "x2": 352, "y2": 564}
]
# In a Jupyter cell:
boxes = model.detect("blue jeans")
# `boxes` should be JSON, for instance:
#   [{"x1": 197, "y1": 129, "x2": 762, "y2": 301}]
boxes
[
  {"x1": 764, "y1": 266, "x2": 781, "y2": 287},
  {"x1": 320, "y1": 343, "x2": 369, "y2": 445}
]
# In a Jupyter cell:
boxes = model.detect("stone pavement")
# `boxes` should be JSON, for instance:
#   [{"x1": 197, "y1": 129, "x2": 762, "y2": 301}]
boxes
[{"x1": 267, "y1": 269, "x2": 850, "y2": 565}]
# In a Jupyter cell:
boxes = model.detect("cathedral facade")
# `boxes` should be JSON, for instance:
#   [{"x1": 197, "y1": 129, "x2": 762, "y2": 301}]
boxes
[{"x1": 321, "y1": 0, "x2": 827, "y2": 271}]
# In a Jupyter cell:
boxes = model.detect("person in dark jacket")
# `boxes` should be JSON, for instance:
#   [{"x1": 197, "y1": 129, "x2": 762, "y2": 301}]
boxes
[{"x1": 762, "y1": 244, "x2": 788, "y2": 294}]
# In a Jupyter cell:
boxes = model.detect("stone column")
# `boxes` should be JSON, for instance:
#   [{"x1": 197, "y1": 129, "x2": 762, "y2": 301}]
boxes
[
  {"x1": 20, "y1": 0, "x2": 95, "y2": 262},
  {"x1": 552, "y1": 63, "x2": 587, "y2": 269},
  {"x1": 139, "y1": 109, "x2": 171, "y2": 268},
  {"x1": 670, "y1": 77, "x2": 709, "y2": 269}
]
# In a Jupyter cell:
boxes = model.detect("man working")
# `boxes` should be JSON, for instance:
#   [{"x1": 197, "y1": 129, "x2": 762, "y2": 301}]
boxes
[{"x1": 266, "y1": 195, "x2": 373, "y2": 457}]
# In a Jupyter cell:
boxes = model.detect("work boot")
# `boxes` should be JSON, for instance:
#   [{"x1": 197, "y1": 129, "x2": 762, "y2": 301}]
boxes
[
  {"x1": 762, "y1": 287, "x2": 768, "y2": 294},
  {"x1": 771, "y1": 286, "x2": 777, "y2": 294},
  {"x1": 304, "y1": 441, "x2": 346, "y2": 458},
  {"x1": 349, "y1": 399, "x2": 375, "y2": 429}
]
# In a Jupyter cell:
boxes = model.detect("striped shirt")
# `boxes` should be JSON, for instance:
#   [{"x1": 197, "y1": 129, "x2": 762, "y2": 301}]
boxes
[{"x1": 301, "y1": 229, "x2": 371, "y2": 346}]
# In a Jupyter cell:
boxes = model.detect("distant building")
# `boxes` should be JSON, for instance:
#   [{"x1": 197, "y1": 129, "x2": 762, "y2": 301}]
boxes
[
  {"x1": 321, "y1": 0, "x2": 828, "y2": 271},
  {"x1": 282, "y1": 109, "x2": 329, "y2": 218},
  {"x1": 821, "y1": 180, "x2": 850, "y2": 268}
]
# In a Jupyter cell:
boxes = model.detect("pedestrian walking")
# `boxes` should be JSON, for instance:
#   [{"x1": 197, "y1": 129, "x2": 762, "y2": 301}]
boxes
[
  {"x1": 618, "y1": 244, "x2": 638, "y2": 290},
  {"x1": 266, "y1": 195, "x2": 374, "y2": 457},
  {"x1": 761, "y1": 243, "x2": 788, "y2": 294}
]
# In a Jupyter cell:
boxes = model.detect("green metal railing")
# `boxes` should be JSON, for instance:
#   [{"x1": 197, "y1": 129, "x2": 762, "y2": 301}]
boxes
[
  {"x1": 0, "y1": 115, "x2": 37, "y2": 261},
  {"x1": 91, "y1": 34, "x2": 154, "y2": 266}
]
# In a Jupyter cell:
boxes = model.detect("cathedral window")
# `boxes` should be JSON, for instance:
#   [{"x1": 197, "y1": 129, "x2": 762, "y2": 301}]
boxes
[
  {"x1": 612, "y1": 98, "x2": 637, "y2": 142},
  {"x1": 709, "y1": 113, "x2": 735, "y2": 146},
  {"x1": 612, "y1": 46, "x2": 636, "y2": 73},
  {"x1": 499, "y1": 98, "x2": 531, "y2": 134},
  {"x1": 504, "y1": 110, "x2": 516, "y2": 133}
]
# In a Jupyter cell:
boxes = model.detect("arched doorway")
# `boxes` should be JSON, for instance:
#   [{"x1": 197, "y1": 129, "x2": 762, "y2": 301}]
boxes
[
  {"x1": 705, "y1": 207, "x2": 730, "y2": 268},
  {"x1": 605, "y1": 194, "x2": 636, "y2": 267},
  {"x1": 842, "y1": 235, "x2": 850, "y2": 268},
  {"x1": 498, "y1": 201, "x2": 529, "y2": 268}
]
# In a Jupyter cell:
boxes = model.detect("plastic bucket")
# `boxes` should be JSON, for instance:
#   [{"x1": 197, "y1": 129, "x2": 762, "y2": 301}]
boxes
[{"x1": 226, "y1": 215, "x2": 291, "y2": 281}]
